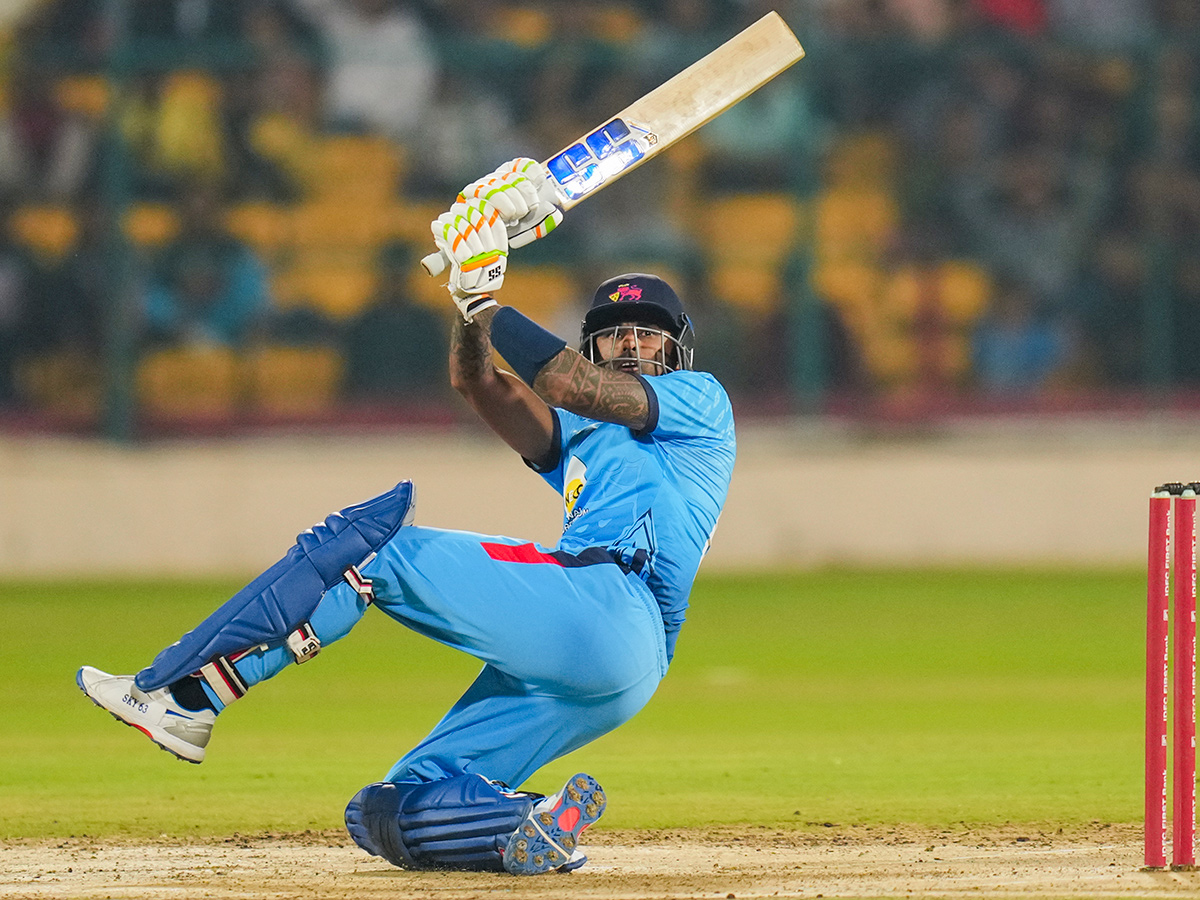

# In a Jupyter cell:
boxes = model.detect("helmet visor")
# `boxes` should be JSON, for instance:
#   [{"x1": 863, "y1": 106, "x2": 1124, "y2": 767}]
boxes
[{"x1": 582, "y1": 323, "x2": 690, "y2": 375}]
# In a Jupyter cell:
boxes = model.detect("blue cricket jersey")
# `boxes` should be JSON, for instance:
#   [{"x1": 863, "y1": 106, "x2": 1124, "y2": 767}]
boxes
[{"x1": 530, "y1": 370, "x2": 736, "y2": 662}]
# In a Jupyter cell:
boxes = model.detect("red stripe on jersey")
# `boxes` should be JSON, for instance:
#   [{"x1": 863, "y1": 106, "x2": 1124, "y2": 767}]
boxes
[{"x1": 481, "y1": 542, "x2": 564, "y2": 565}]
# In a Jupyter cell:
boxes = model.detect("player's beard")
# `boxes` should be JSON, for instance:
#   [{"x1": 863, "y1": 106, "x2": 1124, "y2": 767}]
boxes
[{"x1": 592, "y1": 326, "x2": 678, "y2": 375}]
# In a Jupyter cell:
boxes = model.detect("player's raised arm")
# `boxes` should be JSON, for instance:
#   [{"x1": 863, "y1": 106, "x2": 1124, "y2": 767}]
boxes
[
  {"x1": 432, "y1": 170, "x2": 691, "y2": 441},
  {"x1": 530, "y1": 347, "x2": 652, "y2": 431},
  {"x1": 430, "y1": 194, "x2": 556, "y2": 462},
  {"x1": 448, "y1": 310, "x2": 557, "y2": 465},
  {"x1": 490, "y1": 273, "x2": 696, "y2": 433}
]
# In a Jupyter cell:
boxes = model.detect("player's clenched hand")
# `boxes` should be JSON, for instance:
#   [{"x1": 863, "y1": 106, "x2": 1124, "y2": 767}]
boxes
[
  {"x1": 460, "y1": 163, "x2": 539, "y2": 224},
  {"x1": 464, "y1": 158, "x2": 563, "y2": 252},
  {"x1": 431, "y1": 198, "x2": 508, "y2": 322}
]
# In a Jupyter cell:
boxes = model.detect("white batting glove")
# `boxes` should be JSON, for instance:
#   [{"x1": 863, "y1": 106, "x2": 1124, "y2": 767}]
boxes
[
  {"x1": 431, "y1": 198, "x2": 508, "y2": 322},
  {"x1": 461, "y1": 164, "x2": 539, "y2": 224},
  {"x1": 464, "y1": 158, "x2": 564, "y2": 251}
]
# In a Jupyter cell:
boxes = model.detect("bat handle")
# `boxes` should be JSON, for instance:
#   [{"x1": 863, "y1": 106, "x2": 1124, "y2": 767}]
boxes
[{"x1": 421, "y1": 249, "x2": 448, "y2": 277}]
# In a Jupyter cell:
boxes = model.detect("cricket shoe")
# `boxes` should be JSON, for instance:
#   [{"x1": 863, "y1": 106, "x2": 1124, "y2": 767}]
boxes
[
  {"x1": 76, "y1": 666, "x2": 214, "y2": 764},
  {"x1": 503, "y1": 773, "x2": 605, "y2": 875}
]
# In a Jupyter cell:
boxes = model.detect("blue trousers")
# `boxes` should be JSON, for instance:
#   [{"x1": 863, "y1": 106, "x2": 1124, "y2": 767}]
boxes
[{"x1": 231, "y1": 526, "x2": 668, "y2": 787}]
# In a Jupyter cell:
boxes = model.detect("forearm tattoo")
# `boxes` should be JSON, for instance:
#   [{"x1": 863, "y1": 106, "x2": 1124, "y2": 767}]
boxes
[
  {"x1": 450, "y1": 309, "x2": 495, "y2": 383},
  {"x1": 533, "y1": 349, "x2": 649, "y2": 429}
]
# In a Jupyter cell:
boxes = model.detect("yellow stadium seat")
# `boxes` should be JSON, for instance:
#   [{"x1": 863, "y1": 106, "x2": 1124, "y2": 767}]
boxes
[
  {"x1": 881, "y1": 266, "x2": 930, "y2": 322},
  {"x1": 496, "y1": 265, "x2": 579, "y2": 327},
  {"x1": 289, "y1": 200, "x2": 393, "y2": 250},
  {"x1": 8, "y1": 205, "x2": 77, "y2": 259},
  {"x1": 226, "y1": 203, "x2": 292, "y2": 255},
  {"x1": 249, "y1": 112, "x2": 319, "y2": 188},
  {"x1": 311, "y1": 135, "x2": 402, "y2": 201},
  {"x1": 245, "y1": 344, "x2": 343, "y2": 415},
  {"x1": 939, "y1": 260, "x2": 992, "y2": 324},
  {"x1": 709, "y1": 261, "x2": 782, "y2": 315},
  {"x1": 860, "y1": 328, "x2": 917, "y2": 384},
  {"x1": 387, "y1": 200, "x2": 446, "y2": 244},
  {"x1": 882, "y1": 262, "x2": 992, "y2": 327},
  {"x1": 15, "y1": 351, "x2": 103, "y2": 420},
  {"x1": 273, "y1": 259, "x2": 378, "y2": 319},
  {"x1": 814, "y1": 188, "x2": 897, "y2": 260},
  {"x1": 406, "y1": 264, "x2": 454, "y2": 312},
  {"x1": 699, "y1": 193, "x2": 803, "y2": 314},
  {"x1": 823, "y1": 131, "x2": 898, "y2": 189},
  {"x1": 701, "y1": 192, "x2": 803, "y2": 257},
  {"x1": 136, "y1": 346, "x2": 241, "y2": 419},
  {"x1": 55, "y1": 75, "x2": 110, "y2": 118},
  {"x1": 124, "y1": 204, "x2": 179, "y2": 248},
  {"x1": 591, "y1": 5, "x2": 645, "y2": 41},
  {"x1": 154, "y1": 71, "x2": 225, "y2": 180},
  {"x1": 492, "y1": 4, "x2": 552, "y2": 46},
  {"x1": 812, "y1": 259, "x2": 883, "y2": 313}
]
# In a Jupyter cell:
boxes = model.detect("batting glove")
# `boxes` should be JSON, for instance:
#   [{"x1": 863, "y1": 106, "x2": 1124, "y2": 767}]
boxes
[
  {"x1": 431, "y1": 198, "x2": 508, "y2": 322},
  {"x1": 464, "y1": 158, "x2": 563, "y2": 251}
]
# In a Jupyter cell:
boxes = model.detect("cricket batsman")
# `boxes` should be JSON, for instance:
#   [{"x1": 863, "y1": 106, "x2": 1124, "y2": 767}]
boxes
[{"x1": 77, "y1": 158, "x2": 736, "y2": 875}]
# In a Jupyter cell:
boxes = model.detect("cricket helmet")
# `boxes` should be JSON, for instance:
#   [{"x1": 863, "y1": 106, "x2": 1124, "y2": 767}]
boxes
[{"x1": 580, "y1": 273, "x2": 695, "y2": 373}]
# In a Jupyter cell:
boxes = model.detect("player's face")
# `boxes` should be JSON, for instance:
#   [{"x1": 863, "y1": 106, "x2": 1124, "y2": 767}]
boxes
[{"x1": 592, "y1": 323, "x2": 674, "y2": 375}]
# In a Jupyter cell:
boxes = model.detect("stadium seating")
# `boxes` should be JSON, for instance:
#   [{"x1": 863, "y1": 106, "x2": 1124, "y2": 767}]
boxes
[
  {"x1": 491, "y1": 265, "x2": 579, "y2": 328},
  {"x1": 124, "y1": 204, "x2": 180, "y2": 248},
  {"x1": 271, "y1": 256, "x2": 379, "y2": 319},
  {"x1": 244, "y1": 344, "x2": 343, "y2": 416},
  {"x1": 14, "y1": 351, "x2": 104, "y2": 421},
  {"x1": 8, "y1": 205, "x2": 78, "y2": 260},
  {"x1": 701, "y1": 192, "x2": 804, "y2": 314},
  {"x1": 311, "y1": 135, "x2": 402, "y2": 202},
  {"x1": 136, "y1": 346, "x2": 241, "y2": 421}
]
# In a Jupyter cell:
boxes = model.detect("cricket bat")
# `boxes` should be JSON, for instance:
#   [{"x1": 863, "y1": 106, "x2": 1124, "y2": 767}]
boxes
[{"x1": 421, "y1": 10, "x2": 805, "y2": 276}]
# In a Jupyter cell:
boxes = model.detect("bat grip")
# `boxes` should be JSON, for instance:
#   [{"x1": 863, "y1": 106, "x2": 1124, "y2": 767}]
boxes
[{"x1": 421, "y1": 250, "x2": 448, "y2": 276}]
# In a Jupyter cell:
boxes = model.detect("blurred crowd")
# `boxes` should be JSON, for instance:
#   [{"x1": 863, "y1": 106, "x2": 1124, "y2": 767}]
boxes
[{"x1": 0, "y1": 0, "x2": 1197, "y2": 431}]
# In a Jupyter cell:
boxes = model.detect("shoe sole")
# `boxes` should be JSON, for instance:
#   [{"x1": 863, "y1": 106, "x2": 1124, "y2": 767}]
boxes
[
  {"x1": 503, "y1": 773, "x2": 605, "y2": 875},
  {"x1": 75, "y1": 668, "x2": 203, "y2": 764}
]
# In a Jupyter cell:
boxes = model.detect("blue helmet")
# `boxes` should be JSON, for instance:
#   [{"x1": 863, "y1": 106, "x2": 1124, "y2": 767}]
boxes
[{"x1": 579, "y1": 273, "x2": 695, "y2": 373}]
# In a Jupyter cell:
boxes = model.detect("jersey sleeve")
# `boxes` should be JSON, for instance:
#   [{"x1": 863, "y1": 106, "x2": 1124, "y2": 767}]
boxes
[
  {"x1": 642, "y1": 371, "x2": 733, "y2": 441},
  {"x1": 522, "y1": 408, "x2": 588, "y2": 493},
  {"x1": 522, "y1": 408, "x2": 562, "y2": 477}
]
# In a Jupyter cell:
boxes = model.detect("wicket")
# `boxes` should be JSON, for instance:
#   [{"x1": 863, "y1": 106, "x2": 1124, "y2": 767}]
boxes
[{"x1": 1145, "y1": 483, "x2": 1198, "y2": 870}]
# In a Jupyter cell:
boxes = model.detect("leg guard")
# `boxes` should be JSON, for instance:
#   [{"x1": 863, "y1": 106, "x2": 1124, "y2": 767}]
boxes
[
  {"x1": 344, "y1": 775, "x2": 537, "y2": 872},
  {"x1": 135, "y1": 481, "x2": 415, "y2": 692}
]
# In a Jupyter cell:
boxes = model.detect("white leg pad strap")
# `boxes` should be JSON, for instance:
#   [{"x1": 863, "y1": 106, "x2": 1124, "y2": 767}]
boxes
[
  {"x1": 197, "y1": 563, "x2": 376, "y2": 700},
  {"x1": 286, "y1": 622, "x2": 321, "y2": 664},
  {"x1": 345, "y1": 562, "x2": 376, "y2": 603},
  {"x1": 199, "y1": 655, "x2": 250, "y2": 706}
]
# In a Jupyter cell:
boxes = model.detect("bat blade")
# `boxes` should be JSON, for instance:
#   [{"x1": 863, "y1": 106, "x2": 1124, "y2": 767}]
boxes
[{"x1": 422, "y1": 11, "x2": 804, "y2": 276}]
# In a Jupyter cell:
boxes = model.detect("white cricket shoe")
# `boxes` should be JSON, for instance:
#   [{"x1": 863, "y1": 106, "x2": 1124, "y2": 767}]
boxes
[{"x1": 76, "y1": 666, "x2": 214, "y2": 763}]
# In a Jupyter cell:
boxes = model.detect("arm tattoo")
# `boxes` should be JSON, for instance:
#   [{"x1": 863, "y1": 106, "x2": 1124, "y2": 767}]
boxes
[
  {"x1": 533, "y1": 349, "x2": 650, "y2": 430},
  {"x1": 450, "y1": 309, "x2": 495, "y2": 383}
]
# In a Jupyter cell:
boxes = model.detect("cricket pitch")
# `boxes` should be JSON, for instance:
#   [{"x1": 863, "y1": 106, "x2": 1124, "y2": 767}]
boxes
[{"x1": 4, "y1": 823, "x2": 1198, "y2": 899}]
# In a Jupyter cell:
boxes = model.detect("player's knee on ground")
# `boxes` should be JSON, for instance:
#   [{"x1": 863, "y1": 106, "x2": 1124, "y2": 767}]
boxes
[{"x1": 344, "y1": 774, "x2": 533, "y2": 872}]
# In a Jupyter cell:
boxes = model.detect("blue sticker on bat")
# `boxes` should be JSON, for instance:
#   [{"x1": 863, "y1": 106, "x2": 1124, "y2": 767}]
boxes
[{"x1": 546, "y1": 118, "x2": 657, "y2": 202}]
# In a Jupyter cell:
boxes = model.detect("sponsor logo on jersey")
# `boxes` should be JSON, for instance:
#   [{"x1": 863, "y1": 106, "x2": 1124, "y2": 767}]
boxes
[{"x1": 563, "y1": 456, "x2": 588, "y2": 525}]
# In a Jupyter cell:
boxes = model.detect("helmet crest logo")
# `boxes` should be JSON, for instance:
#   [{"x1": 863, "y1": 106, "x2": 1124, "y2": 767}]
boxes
[{"x1": 609, "y1": 284, "x2": 642, "y2": 302}]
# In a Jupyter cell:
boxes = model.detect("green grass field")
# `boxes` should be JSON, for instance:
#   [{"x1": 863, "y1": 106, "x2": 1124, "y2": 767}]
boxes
[{"x1": 0, "y1": 569, "x2": 1144, "y2": 840}]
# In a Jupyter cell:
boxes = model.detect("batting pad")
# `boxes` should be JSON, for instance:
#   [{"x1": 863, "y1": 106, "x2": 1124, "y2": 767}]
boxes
[
  {"x1": 345, "y1": 774, "x2": 536, "y2": 872},
  {"x1": 135, "y1": 481, "x2": 415, "y2": 691}
]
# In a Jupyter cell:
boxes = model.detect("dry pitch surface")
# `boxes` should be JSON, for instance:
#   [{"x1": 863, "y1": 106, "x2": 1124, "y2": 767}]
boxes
[{"x1": 5, "y1": 824, "x2": 1200, "y2": 899}]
